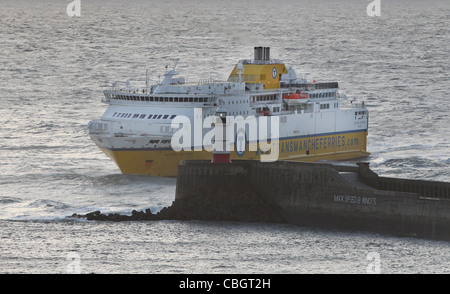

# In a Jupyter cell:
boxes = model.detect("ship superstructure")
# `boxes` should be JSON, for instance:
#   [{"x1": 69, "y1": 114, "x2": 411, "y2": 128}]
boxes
[{"x1": 88, "y1": 47, "x2": 369, "y2": 176}]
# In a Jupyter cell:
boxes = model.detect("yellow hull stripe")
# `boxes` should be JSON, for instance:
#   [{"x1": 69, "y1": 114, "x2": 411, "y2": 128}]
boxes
[{"x1": 100, "y1": 131, "x2": 369, "y2": 177}]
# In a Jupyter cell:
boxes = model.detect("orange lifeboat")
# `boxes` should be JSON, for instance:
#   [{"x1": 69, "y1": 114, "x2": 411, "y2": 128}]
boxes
[{"x1": 283, "y1": 92, "x2": 308, "y2": 100}]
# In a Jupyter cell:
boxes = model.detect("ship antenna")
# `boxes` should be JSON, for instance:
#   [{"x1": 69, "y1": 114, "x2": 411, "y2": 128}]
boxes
[
  {"x1": 173, "y1": 58, "x2": 179, "y2": 70},
  {"x1": 146, "y1": 69, "x2": 150, "y2": 93},
  {"x1": 153, "y1": 59, "x2": 179, "y2": 94}
]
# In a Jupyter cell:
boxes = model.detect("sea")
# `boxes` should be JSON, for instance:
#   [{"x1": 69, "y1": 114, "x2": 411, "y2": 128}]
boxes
[{"x1": 0, "y1": 0, "x2": 449, "y2": 275}]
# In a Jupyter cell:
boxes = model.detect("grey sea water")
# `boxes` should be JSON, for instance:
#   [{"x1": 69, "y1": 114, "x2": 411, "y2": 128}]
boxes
[{"x1": 0, "y1": 0, "x2": 449, "y2": 274}]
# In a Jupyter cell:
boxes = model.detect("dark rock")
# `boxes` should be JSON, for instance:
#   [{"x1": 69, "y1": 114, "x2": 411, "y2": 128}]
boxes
[
  {"x1": 67, "y1": 186, "x2": 285, "y2": 224},
  {"x1": 86, "y1": 211, "x2": 101, "y2": 219},
  {"x1": 106, "y1": 213, "x2": 128, "y2": 222}
]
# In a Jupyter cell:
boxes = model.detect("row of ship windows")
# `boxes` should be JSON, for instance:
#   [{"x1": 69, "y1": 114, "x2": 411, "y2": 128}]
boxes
[
  {"x1": 227, "y1": 99, "x2": 248, "y2": 105},
  {"x1": 317, "y1": 104, "x2": 366, "y2": 115},
  {"x1": 256, "y1": 107, "x2": 280, "y2": 113},
  {"x1": 311, "y1": 92, "x2": 335, "y2": 99},
  {"x1": 251, "y1": 94, "x2": 278, "y2": 102},
  {"x1": 320, "y1": 104, "x2": 330, "y2": 109},
  {"x1": 250, "y1": 92, "x2": 335, "y2": 102},
  {"x1": 200, "y1": 111, "x2": 252, "y2": 118},
  {"x1": 112, "y1": 112, "x2": 177, "y2": 120},
  {"x1": 228, "y1": 110, "x2": 251, "y2": 116},
  {"x1": 320, "y1": 103, "x2": 339, "y2": 109},
  {"x1": 110, "y1": 94, "x2": 210, "y2": 103}
]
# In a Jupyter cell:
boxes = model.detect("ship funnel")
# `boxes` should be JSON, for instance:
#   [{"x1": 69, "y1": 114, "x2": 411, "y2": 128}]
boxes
[{"x1": 254, "y1": 47, "x2": 270, "y2": 61}]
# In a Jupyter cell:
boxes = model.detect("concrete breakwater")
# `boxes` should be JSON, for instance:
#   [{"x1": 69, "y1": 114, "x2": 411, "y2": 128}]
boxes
[
  {"x1": 177, "y1": 160, "x2": 450, "y2": 240},
  {"x1": 72, "y1": 160, "x2": 450, "y2": 241}
]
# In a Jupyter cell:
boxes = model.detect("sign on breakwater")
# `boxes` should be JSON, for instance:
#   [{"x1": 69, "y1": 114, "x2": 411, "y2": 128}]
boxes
[{"x1": 333, "y1": 195, "x2": 377, "y2": 205}]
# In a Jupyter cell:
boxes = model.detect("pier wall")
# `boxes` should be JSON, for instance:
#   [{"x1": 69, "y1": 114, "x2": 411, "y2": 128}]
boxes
[
  {"x1": 357, "y1": 162, "x2": 450, "y2": 199},
  {"x1": 175, "y1": 160, "x2": 450, "y2": 240}
]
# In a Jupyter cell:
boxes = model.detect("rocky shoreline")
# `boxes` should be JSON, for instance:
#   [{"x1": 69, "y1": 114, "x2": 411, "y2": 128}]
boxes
[{"x1": 69, "y1": 190, "x2": 286, "y2": 224}]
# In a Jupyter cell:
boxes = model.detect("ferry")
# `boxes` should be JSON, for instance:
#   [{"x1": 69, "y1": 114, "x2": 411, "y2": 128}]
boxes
[{"x1": 87, "y1": 47, "x2": 370, "y2": 176}]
